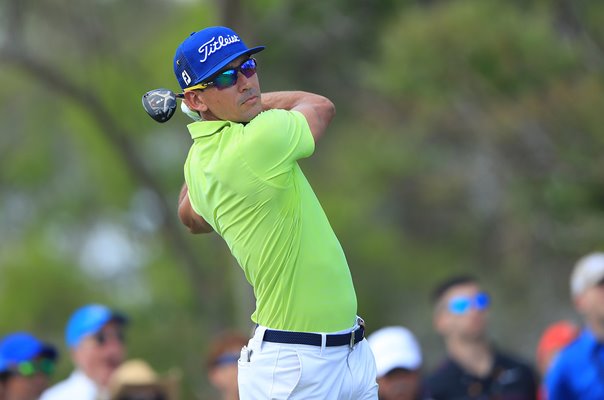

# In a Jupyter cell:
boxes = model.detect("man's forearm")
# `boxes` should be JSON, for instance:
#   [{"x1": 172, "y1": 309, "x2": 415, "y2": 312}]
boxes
[
  {"x1": 261, "y1": 91, "x2": 336, "y2": 142},
  {"x1": 262, "y1": 91, "x2": 323, "y2": 111}
]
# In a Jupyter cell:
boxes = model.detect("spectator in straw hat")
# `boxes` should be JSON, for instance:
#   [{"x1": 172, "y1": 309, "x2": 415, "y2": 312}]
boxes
[
  {"x1": 545, "y1": 252, "x2": 604, "y2": 399},
  {"x1": 108, "y1": 359, "x2": 180, "y2": 400},
  {"x1": 367, "y1": 326, "x2": 423, "y2": 400},
  {"x1": 0, "y1": 332, "x2": 58, "y2": 400}
]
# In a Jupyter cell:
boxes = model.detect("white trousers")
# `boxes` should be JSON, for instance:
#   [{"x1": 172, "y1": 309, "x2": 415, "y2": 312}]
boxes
[{"x1": 238, "y1": 322, "x2": 378, "y2": 400}]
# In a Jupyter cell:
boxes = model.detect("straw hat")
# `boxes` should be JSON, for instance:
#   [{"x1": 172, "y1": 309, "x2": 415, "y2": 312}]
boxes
[{"x1": 108, "y1": 359, "x2": 180, "y2": 400}]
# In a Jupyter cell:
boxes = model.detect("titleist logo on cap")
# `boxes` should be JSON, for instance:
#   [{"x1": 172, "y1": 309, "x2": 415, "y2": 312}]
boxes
[{"x1": 198, "y1": 35, "x2": 241, "y2": 63}]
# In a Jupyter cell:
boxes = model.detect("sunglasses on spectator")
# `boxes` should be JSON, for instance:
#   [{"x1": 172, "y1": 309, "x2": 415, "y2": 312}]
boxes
[
  {"x1": 185, "y1": 58, "x2": 257, "y2": 91},
  {"x1": 213, "y1": 352, "x2": 240, "y2": 367},
  {"x1": 93, "y1": 330, "x2": 125, "y2": 346},
  {"x1": 11, "y1": 358, "x2": 55, "y2": 377},
  {"x1": 447, "y1": 292, "x2": 490, "y2": 314}
]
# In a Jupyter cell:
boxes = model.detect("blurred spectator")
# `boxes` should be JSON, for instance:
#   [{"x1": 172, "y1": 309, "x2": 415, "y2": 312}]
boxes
[
  {"x1": 424, "y1": 275, "x2": 537, "y2": 400},
  {"x1": 107, "y1": 359, "x2": 180, "y2": 400},
  {"x1": 535, "y1": 320, "x2": 579, "y2": 400},
  {"x1": 535, "y1": 320, "x2": 579, "y2": 376},
  {"x1": 367, "y1": 326, "x2": 423, "y2": 400},
  {"x1": 205, "y1": 331, "x2": 249, "y2": 400},
  {"x1": 545, "y1": 252, "x2": 604, "y2": 399},
  {"x1": 40, "y1": 304, "x2": 128, "y2": 400},
  {"x1": 0, "y1": 332, "x2": 58, "y2": 400}
]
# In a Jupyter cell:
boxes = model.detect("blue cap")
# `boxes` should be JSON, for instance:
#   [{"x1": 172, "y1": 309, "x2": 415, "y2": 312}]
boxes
[
  {"x1": 65, "y1": 304, "x2": 128, "y2": 348},
  {"x1": 173, "y1": 26, "x2": 265, "y2": 90},
  {"x1": 0, "y1": 332, "x2": 58, "y2": 373}
]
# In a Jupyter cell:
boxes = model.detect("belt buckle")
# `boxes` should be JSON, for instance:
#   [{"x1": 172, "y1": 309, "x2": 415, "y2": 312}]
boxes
[
  {"x1": 349, "y1": 327, "x2": 357, "y2": 348},
  {"x1": 350, "y1": 317, "x2": 365, "y2": 348}
]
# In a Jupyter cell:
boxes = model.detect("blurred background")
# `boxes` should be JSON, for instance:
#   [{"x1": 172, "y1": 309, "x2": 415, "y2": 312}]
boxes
[{"x1": 1, "y1": 0, "x2": 603, "y2": 398}]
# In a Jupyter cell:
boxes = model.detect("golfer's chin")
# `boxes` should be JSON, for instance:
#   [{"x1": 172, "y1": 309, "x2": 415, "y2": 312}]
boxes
[
  {"x1": 242, "y1": 97, "x2": 263, "y2": 121},
  {"x1": 237, "y1": 103, "x2": 263, "y2": 123}
]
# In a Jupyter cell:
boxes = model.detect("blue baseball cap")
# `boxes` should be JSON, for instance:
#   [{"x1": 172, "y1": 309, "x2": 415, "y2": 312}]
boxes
[
  {"x1": 173, "y1": 26, "x2": 265, "y2": 90},
  {"x1": 0, "y1": 332, "x2": 58, "y2": 373},
  {"x1": 65, "y1": 304, "x2": 128, "y2": 348}
]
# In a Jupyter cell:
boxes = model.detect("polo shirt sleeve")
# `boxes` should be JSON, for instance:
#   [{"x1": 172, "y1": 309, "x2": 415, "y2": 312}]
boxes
[{"x1": 242, "y1": 109, "x2": 315, "y2": 180}]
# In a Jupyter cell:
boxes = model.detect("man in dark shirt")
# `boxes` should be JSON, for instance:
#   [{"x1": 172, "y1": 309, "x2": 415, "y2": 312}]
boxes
[{"x1": 424, "y1": 276, "x2": 536, "y2": 400}]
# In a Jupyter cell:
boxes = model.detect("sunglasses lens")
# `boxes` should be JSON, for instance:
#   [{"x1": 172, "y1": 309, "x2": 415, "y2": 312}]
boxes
[
  {"x1": 214, "y1": 70, "x2": 238, "y2": 89},
  {"x1": 211, "y1": 58, "x2": 257, "y2": 90},
  {"x1": 214, "y1": 352, "x2": 240, "y2": 367},
  {"x1": 240, "y1": 58, "x2": 257, "y2": 78},
  {"x1": 449, "y1": 297, "x2": 471, "y2": 314},
  {"x1": 95, "y1": 330, "x2": 125, "y2": 346},
  {"x1": 40, "y1": 359, "x2": 55, "y2": 375},
  {"x1": 18, "y1": 362, "x2": 35, "y2": 376},
  {"x1": 475, "y1": 292, "x2": 490, "y2": 310},
  {"x1": 15, "y1": 359, "x2": 55, "y2": 377}
]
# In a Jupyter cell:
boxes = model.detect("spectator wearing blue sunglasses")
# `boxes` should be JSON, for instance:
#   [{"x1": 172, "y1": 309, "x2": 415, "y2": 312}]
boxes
[{"x1": 424, "y1": 275, "x2": 537, "y2": 400}]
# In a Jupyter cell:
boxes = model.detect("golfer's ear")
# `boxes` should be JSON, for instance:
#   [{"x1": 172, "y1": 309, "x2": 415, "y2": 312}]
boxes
[{"x1": 183, "y1": 91, "x2": 208, "y2": 113}]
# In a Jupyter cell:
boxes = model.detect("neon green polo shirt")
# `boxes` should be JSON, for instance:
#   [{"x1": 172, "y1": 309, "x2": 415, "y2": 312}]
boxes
[{"x1": 184, "y1": 109, "x2": 357, "y2": 332}]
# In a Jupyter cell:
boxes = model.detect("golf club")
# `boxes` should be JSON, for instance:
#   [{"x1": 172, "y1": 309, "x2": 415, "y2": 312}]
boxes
[{"x1": 142, "y1": 88, "x2": 183, "y2": 123}]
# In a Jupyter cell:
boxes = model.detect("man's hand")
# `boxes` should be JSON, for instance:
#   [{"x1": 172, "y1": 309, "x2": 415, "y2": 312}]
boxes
[{"x1": 178, "y1": 184, "x2": 214, "y2": 234}]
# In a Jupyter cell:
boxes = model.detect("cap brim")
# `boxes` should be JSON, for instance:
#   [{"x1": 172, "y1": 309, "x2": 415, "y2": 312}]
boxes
[
  {"x1": 376, "y1": 358, "x2": 420, "y2": 378},
  {"x1": 194, "y1": 46, "x2": 265, "y2": 86},
  {"x1": 67, "y1": 309, "x2": 129, "y2": 348},
  {"x1": 110, "y1": 312, "x2": 128, "y2": 325},
  {"x1": 39, "y1": 343, "x2": 58, "y2": 361}
]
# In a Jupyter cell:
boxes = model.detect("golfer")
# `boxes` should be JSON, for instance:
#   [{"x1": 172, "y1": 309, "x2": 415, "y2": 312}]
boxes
[{"x1": 173, "y1": 26, "x2": 377, "y2": 399}]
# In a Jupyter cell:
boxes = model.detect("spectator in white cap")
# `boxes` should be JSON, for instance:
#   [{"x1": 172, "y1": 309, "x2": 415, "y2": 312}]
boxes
[
  {"x1": 367, "y1": 326, "x2": 423, "y2": 400},
  {"x1": 545, "y1": 252, "x2": 604, "y2": 400},
  {"x1": 40, "y1": 303, "x2": 128, "y2": 400}
]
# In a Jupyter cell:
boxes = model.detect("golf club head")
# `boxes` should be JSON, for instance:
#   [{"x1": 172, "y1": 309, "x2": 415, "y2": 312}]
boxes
[{"x1": 142, "y1": 88, "x2": 180, "y2": 123}]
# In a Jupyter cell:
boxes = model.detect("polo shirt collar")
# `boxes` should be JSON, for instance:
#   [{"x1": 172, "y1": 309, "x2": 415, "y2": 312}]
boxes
[{"x1": 188, "y1": 120, "x2": 233, "y2": 139}]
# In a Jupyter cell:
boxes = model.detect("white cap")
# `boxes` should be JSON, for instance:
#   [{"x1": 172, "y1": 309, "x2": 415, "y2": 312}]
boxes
[
  {"x1": 571, "y1": 252, "x2": 604, "y2": 298},
  {"x1": 367, "y1": 326, "x2": 422, "y2": 378}
]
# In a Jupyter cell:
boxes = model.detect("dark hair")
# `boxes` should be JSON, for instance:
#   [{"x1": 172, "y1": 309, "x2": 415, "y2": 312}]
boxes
[
  {"x1": 431, "y1": 275, "x2": 477, "y2": 304},
  {"x1": 0, "y1": 371, "x2": 10, "y2": 382}
]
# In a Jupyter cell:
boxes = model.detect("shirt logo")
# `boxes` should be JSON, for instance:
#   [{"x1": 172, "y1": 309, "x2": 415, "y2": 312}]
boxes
[{"x1": 198, "y1": 35, "x2": 241, "y2": 63}]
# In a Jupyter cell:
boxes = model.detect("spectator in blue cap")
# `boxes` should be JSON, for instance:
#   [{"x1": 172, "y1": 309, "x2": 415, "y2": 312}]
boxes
[
  {"x1": 0, "y1": 332, "x2": 58, "y2": 400},
  {"x1": 40, "y1": 304, "x2": 128, "y2": 400}
]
